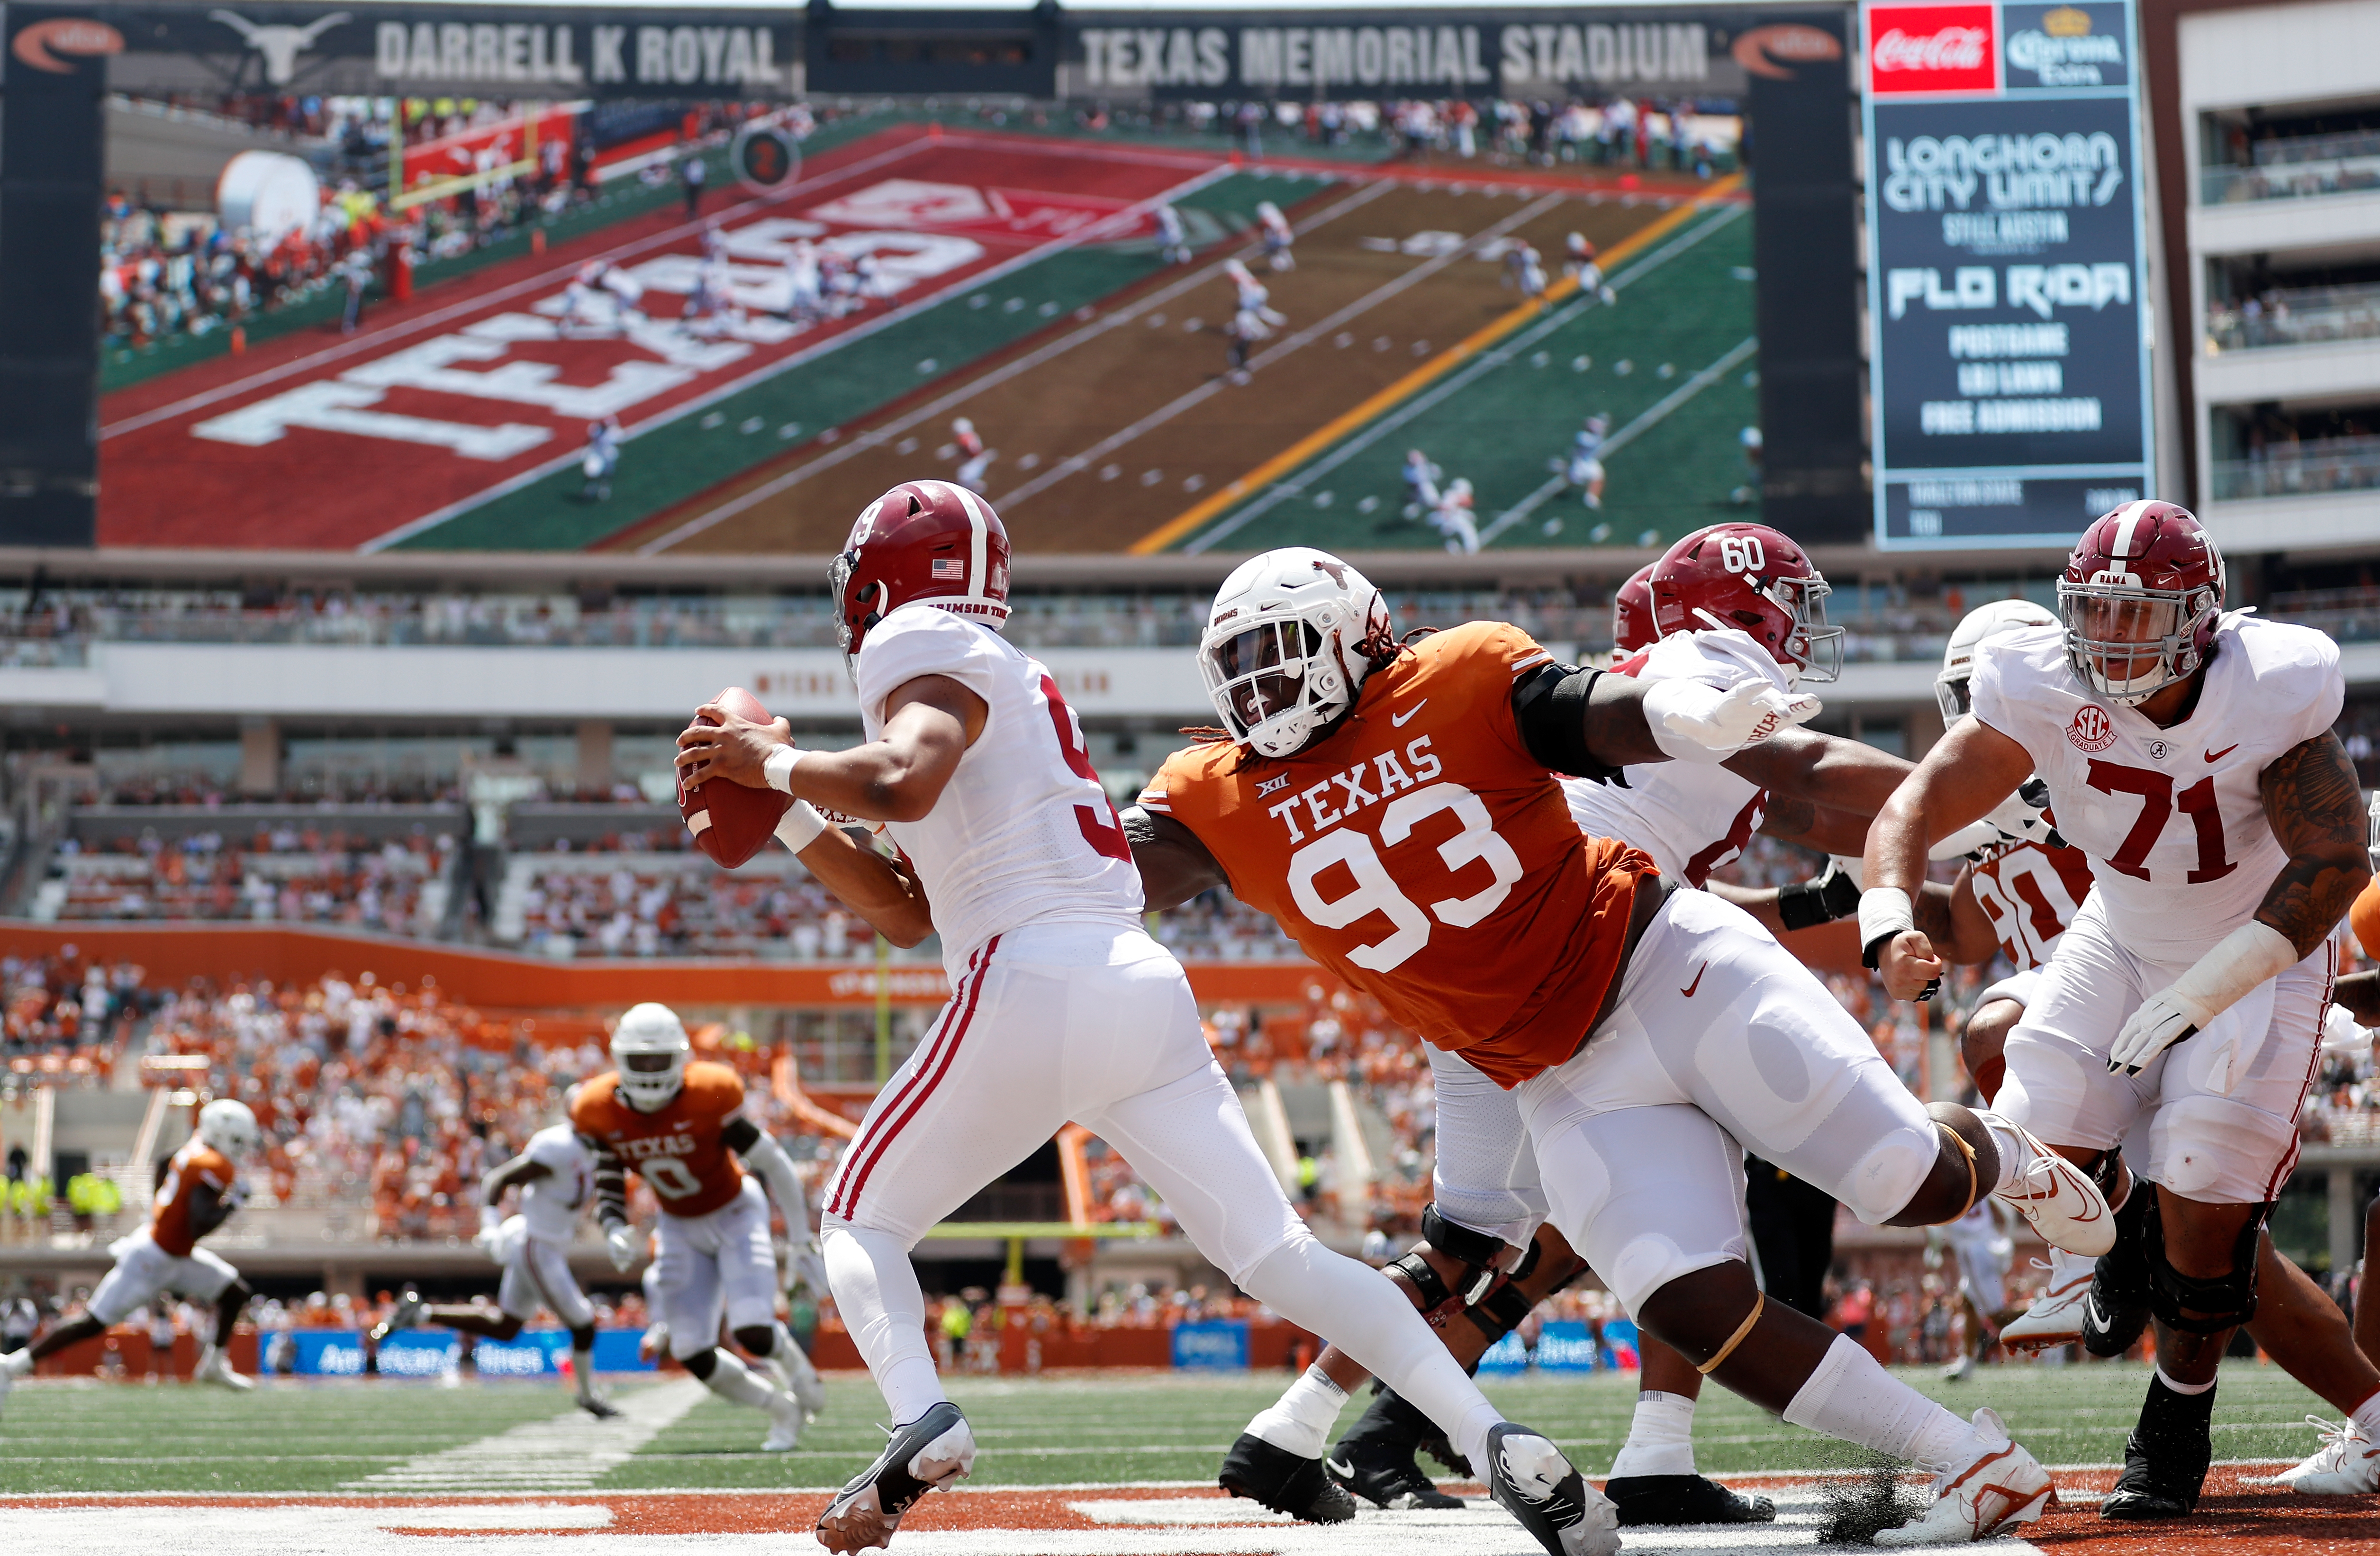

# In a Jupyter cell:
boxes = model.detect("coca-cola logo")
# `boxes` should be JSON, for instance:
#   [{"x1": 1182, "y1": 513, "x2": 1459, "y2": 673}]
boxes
[
  {"x1": 1867, "y1": 4, "x2": 1998, "y2": 93},
  {"x1": 1874, "y1": 27, "x2": 1989, "y2": 71}
]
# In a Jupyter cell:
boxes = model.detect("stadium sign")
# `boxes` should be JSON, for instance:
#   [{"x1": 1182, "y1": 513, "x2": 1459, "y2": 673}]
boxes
[
  {"x1": 1066, "y1": 8, "x2": 1801, "y2": 99},
  {"x1": 1862, "y1": 0, "x2": 2152, "y2": 549},
  {"x1": 63, "y1": 4, "x2": 800, "y2": 97}
]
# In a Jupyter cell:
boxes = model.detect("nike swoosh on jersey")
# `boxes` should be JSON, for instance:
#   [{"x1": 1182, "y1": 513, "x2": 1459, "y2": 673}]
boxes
[
  {"x1": 1681, "y1": 962, "x2": 1708, "y2": 998},
  {"x1": 1392, "y1": 701, "x2": 1428, "y2": 727},
  {"x1": 2205, "y1": 744, "x2": 2239, "y2": 762}
]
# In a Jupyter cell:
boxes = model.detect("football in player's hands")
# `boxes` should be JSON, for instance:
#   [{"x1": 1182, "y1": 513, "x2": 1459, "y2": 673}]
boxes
[{"x1": 679, "y1": 687, "x2": 793, "y2": 868}]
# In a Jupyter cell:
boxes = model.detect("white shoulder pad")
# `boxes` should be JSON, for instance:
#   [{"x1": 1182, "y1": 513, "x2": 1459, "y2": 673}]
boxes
[{"x1": 854, "y1": 604, "x2": 1004, "y2": 724}]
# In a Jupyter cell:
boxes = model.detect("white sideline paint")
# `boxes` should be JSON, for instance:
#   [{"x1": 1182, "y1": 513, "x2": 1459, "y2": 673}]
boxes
[{"x1": 343, "y1": 1376, "x2": 706, "y2": 1492}]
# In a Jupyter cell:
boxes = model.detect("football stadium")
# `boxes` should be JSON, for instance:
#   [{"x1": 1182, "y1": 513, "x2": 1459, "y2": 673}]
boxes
[{"x1": 3, "y1": 0, "x2": 2380, "y2": 1552}]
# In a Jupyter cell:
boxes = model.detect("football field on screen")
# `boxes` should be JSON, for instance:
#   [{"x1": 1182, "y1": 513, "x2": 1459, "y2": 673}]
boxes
[{"x1": 2, "y1": 1362, "x2": 2365, "y2": 1555}]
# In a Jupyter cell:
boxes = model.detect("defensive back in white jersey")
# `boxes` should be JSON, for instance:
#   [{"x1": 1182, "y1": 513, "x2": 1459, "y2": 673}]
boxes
[
  {"x1": 852, "y1": 603, "x2": 1144, "y2": 968},
  {"x1": 518, "y1": 1124, "x2": 595, "y2": 1244},
  {"x1": 1971, "y1": 614, "x2": 2343, "y2": 963},
  {"x1": 1565, "y1": 628, "x2": 1781, "y2": 885}
]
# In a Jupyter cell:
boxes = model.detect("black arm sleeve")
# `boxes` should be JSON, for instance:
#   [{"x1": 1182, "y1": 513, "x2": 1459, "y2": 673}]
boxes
[
  {"x1": 719, "y1": 1115, "x2": 762, "y2": 1155},
  {"x1": 1510, "y1": 664, "x2": 1627, "y2": 785},
  {"x1": 588, "y1": 1141, "x2": 629, "y2": 1230},
  {"x1": 185, "y1": 1181, "x2": 235, "y2": 1240}
]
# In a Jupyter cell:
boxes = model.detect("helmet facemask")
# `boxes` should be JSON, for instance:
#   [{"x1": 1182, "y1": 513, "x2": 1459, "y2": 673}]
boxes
[
  {"x1": 2056, "y1": 577, "x2": 2217, "y2": 706},
  {"x1": 1201, "y1": 618, "x2": 1347, "y2": 759},
  {"x1": 1772, "y1": 574, "x2": 1845, "y2": 684}
]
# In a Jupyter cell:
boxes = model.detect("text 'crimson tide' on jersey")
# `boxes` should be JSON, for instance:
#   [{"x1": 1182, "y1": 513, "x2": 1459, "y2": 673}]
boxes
[
  {"x1": 516, "y1": 1122, "x2": 596, "y2": 1244},
  {"x1": 854, "y1": 603, "x2": 1144, "y2": 968},
  {"x1": 1967, "y1": 837, "x2": 2097, "y2": 971},
  {"x1": 152, "y1": 1138, "x2": 235, "y2": 1258},
  {"x1": 1567, "y1": 629, "x2": 1781, "y2": 887},
  {"x1": 570, "y1": 1062, "x2": 750, "y2": 1218},
  {"x1": 1970, "y1": 613, "x2": 2344, "y2": 963},
  {"x1": 1143, "y1": 621, "x2": 1653, "y2": 1089}
]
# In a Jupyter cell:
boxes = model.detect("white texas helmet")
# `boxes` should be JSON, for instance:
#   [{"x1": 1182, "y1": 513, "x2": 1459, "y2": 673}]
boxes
[
  {"x1": 1936, "y1": 598, "x2": 2058, "y2": 721},
  {"x1": 612, "y1": 1002, "x2": 691, "y2": 1111},
  {"x1": 1199, "y1": 548, "x2": 1392, "y2": 760},
  {"x1": 198, "y1": 1097, "x2": 261, "y2": 1158}
]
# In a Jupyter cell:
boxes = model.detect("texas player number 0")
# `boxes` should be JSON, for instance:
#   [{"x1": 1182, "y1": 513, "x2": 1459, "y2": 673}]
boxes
[
  {"x1": 641, "y1": 1156, "x2": 705, "y2": 1200},
  {"x1": 1286, "y1": 781, "x2": 1524, "y2": 972}
]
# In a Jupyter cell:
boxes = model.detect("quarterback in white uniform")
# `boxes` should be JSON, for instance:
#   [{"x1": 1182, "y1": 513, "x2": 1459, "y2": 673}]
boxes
[
  {"x1": 677, "y1": 480, "x2": 1611, "y2": 1556},
  {"x1": 373, "y1": 1121, "x2": 618, "y2": 1417},
  {"x1": 1865, "y1": 501, "x2": 2377, "y2": 1520}
]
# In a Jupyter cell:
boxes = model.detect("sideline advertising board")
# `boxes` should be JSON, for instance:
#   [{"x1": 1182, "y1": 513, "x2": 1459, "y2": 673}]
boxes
[{"x1": 1862, "y1": 0, "x2": 2152, "y2": 548}]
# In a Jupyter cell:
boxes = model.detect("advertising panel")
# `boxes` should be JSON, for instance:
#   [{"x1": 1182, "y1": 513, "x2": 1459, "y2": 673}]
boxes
[{"x1": 1863, "y1": 0, "x2": 2151, "y2": 548}]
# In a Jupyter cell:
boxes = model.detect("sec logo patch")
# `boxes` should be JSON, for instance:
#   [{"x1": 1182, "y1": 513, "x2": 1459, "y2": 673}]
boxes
[{"x1": 2068, "y1": 706, "x2": 2115, "y2": 752}]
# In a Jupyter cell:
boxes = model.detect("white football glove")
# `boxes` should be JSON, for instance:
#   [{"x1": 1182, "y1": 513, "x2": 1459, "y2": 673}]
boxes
[
  {"x1": 2106, "y1": 985, "x2": 2212, "y2": 1079},
  {"x1": 1641, "y1": 677, "x2": 1822, "y2": 763},
  {"x1": 1983, "y1": 779, "x2": 2065, "y2": 850},
  {"x1": 472, "y1": 1207, "x2": 505, "y2": 1264},
  {"x1": 605, "y1": 1223, "x2": 642, "y2": 1273},
  {"x1": 788, "y1": 1238, "x2": 829, "y2": 1299}
]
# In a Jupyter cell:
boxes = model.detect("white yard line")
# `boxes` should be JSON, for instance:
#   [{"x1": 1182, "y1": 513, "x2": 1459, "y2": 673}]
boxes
[
  {"x1": 1179, "y1": 202, "x2": 1747, "y2": 556},
  {"x1": 633, "y1": 178, "x2": 1397, "y2": 555},
  {"x1": 342, "y1": 1376, "x2": 706, "y2": 1493},
  {"x1": 364, "y1": 162, "x2": 1244, "y2": 554},
  {"x1": 1475, "y1": 334, "x2": 1758, "y2": 547},
  {"x1": 990, "y1": 189, "x2": 1572, "y2": 514}
]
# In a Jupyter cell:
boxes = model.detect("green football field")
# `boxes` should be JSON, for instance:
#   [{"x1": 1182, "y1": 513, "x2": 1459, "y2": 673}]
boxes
[
  {"x1": 0, "y1": 1359, "x2": 2335, "y2": 1496},
  {"x1": 1166, "y1": 201, "x2": 1761, "y2": 557}
]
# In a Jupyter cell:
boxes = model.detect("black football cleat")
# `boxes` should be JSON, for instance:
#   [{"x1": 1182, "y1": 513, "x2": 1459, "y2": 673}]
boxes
[
  {"x1": 815, "y1": 1400, "x2": 975, "y2": 1553},
  {"x1": 1605, "y1": 1472, "x2": 1778, "y2": 1526},
  {"x1": 2099, "y1": 1376, "x2": 2213, "y2": 1521},
  {"x1": 368, "y1": 1289, "x2": 424, "y2": 1345},
  {"x1": 2081, "y1": 1189, "x2": 2155, "y2": 1359},
  {"x1": 1484, "y1": 1422, "x2": 1620, "y2": 1556},
  {"x1": 576, "y1": 1394, "x2": 622, "y2": 1420},
  {"x1": 1327, "y1": 1438, "x2": 1464, "y2": 1510},
  {"x1": 1219, "y1": 1432, "x2": 1356, "y2": 1523}
]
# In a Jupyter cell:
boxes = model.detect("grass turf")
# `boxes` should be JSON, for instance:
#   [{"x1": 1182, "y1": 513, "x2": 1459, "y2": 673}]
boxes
[
  {"x1": 1166, "y1": 203, "x2": 1762, "y2": 557},
  {"x1": 0, "y1": 1359, "x2": 2337, "y2": 1495}
]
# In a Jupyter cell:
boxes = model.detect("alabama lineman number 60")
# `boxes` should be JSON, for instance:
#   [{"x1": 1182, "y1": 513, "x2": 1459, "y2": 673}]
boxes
[{"x1": 1287, "y1": 782, "x2": 1523, "y2": 971}]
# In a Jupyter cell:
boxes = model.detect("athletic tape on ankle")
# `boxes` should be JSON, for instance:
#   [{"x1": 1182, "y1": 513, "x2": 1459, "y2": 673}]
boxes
[{"x1": 1696, "y1": 1293, "x2": 1765, "y2": 1375}]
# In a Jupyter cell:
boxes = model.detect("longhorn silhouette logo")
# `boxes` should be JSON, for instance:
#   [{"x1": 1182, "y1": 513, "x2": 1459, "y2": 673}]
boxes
[{"x1": 208, "y1": 9, "x2": 349, "y2": 85}]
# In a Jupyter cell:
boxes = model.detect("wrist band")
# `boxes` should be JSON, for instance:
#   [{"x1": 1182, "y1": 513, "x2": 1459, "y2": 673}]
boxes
[
  {"x1": 762, "y1": 745, "x2": 800, "y2": 794},
  {"x1": 774, "y1": 801, "x2": 828, "y2": 855},
  {"x1": 1857, "y1": 887, "x2": 1915, "y2": 969}
]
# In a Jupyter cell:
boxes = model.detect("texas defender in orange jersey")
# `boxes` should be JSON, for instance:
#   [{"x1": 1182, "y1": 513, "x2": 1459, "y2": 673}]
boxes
[
  {"x1": 1130, "y1": 548, "x2": 2102, "y2": 1545},
  {"x1": 573, "y1": 1003, "x2": 827, "y2": 1451},
  {"x1": 0, "y1": 1099, "x2": 263, "y2": 1411}
]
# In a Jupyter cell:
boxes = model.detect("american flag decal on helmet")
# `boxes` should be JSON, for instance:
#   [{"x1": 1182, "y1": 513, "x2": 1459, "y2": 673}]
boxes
[{"x1": 932, "y1": 558, "x2": 965, "y2": 579}]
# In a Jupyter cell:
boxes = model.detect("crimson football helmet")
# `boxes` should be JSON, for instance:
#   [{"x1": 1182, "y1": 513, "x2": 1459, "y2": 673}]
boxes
[
  {"x1": 2057, "y1": 500, "x2": 2224, "y2": 706},
  {"x1": 1611, "y1": 563, "x2": 1657, "y2": 654},
  {"x1": 830, "y1": 479, "x2": 1012, "y2": 660},
  {"x1": 1647, "y1": 522, "x2": 1843, "y2": 682}
]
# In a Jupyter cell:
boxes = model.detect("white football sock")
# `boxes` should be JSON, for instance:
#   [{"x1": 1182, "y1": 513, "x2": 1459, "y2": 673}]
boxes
[
  {"x1": 776, "y1": 1324, "x2": 821, "y2": 1384},
  {"x1": 823, "y1": 1218, "x2": 946, "y2": 1427},
  {"x1": 1973, "y1": 1111, "x2": 2036, "y2": 1196},
  {"x1": 699, "y1": 1350, "x2": 780, "y2": 1411},
  {"x1": 1608, "y1": 1389, "x2": 1697, "y2": 1478},
  {"x1": 1237, "y1": 1234, "x2": 1502, "y2": 1472},
  {"x1": 2, "y1": 1349, "x2": 30, "y2": 1379},
  {"x1": 1244, "y1": 1364, "x2": 1350, "y2": 1459},
  {"x1": 2350, "y1": 1389, "x2": 2380, "y2": 1441},
  {"x1": 1783, "y1": 1333, "x2": 1973, "y2": 1473}
]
